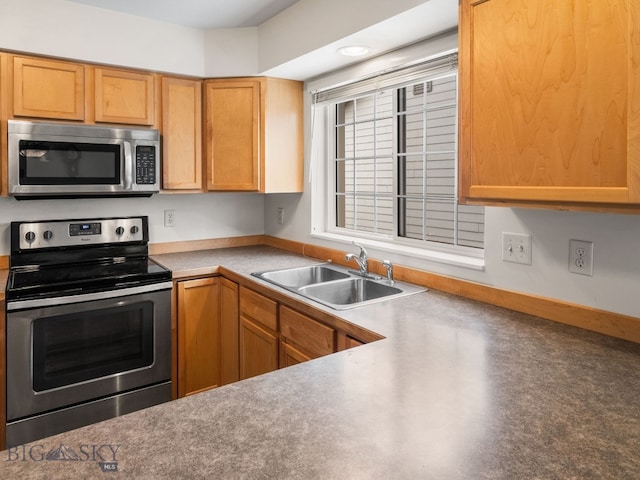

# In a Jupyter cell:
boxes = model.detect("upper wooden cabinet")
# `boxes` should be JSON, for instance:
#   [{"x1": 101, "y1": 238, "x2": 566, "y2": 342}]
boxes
[
  {"x1": 4, "y1": 55, "x2": 157, "y2": 127},
  {"x1": 204, "y1": 77, "x2": 303, "y2": 193},
  {"x1": 94, "y1": 67, "x2": 156, "y2": 125},
  {"x1": 12, "y1": 56, "x2": 85, "y2": 121},
  {"x1": 459, "y1": 0, "x2": 640, "y2": 209},
  {"x1": 161, "y1": 76, "x2": 203, "y2": 190}
]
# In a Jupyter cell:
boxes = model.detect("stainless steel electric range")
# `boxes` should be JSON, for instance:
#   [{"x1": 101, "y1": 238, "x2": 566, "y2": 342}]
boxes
[{"x1": 5, "y1": 216, "x2": 172, "y2": 446}]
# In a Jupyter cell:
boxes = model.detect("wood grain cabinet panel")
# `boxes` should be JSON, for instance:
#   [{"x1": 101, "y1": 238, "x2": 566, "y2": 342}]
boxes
[
  {"x1": 220, "y1": 277, "x2": 240, "y2": 385},
  {"x1": 239, "y1": 316, "x2": 279, "y2": 380},
  {"x1": 280, "y1": 342, "x2": 311, "y2": 368},
  {"x1": 177, "y1": 277, "x2": 221, "y2": 397},
  {"x1": 459, "y1": 0, "x2": 640, "y2": 208},
  {"x1": 12, "y1": 56, "x2": 85, "y2": 120},
  {"x1": 161, "y1": 76, "x2": 203, "y2": 190},
  {"x1": 239, "y1": 286, "x2": 278, "y2": 379},
  {"x1": 94, "y1": 67, "x2": 155, "y2": 125},
  {"x1": 204, "y1": 77, "x2": 303, "y2": 193},
  {"x1": 279, "y1": 306, "x2": 335, "y2": 363}
]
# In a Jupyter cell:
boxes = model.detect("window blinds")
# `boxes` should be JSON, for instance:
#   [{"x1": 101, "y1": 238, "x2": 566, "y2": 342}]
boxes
[{"x1": 311, "y1": 52, "x2": 458, "y2": 104}]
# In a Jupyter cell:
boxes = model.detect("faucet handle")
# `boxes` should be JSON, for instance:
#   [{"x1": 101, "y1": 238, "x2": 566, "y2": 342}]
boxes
[{"x1": 351, "y1": 240, "x2": 368, "y2": 260}]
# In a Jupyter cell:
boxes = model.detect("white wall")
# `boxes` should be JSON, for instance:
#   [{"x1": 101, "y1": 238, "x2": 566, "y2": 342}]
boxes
[
  {"x1": 0, "y1": 193, "x2": 264, "y2": 253},
  {"x1": 0, "y1": 0, "x2": 266, "y2": 255},
  {"x1": 265, "y1": 32, "x2": 640, "y2": 319},
  {"x1": 1, "y1": 0, "x2": 206, "y2": 76}
]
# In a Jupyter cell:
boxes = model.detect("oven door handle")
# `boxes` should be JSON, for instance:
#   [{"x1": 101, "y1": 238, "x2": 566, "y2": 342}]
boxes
[{"x1": 6, "y1": 281, "x2": 173, "y2": 311}]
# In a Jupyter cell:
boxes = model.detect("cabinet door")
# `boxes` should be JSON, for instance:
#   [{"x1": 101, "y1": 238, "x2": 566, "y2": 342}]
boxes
[
  {"x1": 177, "y1": 277, "x2": 221, "y2": 397},
  {"x1": 280, "y1": 342, "x2": 311, "y2": 368},
  {"x1": 161, "y1": 77, "x2": 203, "y2": 190},
  {"x1": 220, "y1": 277, "x2": 239, "y2": 385},
  {"x1": 94, "y1": 67, "x2": 155, "y2": 125},
  {"x1": 239, "y1": 317, "x2": 278, "y2": 380},
  {"x1": 459, "y1": 0, "x2": 640, "y2": 207},
  {"x1": 12, "y1": 56, "x2": 84, "y2": 120},
  {"x1": 204, "y1": 79, "x2": 260, "y2": 191},
  {"x1": 239, "y1": 286, "x2": 278, "y2": 379},
  {"x1": 337, "y1": 332, "x2": 364, "y2": 351},
  {"x1": 279, "y1": 306, "x2": 335, "y2": 363},
  {"x1": 262, "y1": 77, "x2": 304, "y2": 193}
]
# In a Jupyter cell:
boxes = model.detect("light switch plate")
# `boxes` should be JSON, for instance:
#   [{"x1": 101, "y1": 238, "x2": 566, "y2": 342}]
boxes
[{"x1": 502, "y1": 232, "x2": 532, "y2": 265}]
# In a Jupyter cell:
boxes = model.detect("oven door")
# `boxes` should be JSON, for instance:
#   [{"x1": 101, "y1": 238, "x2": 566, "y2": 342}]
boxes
[{"x1": 6, "y1": 284, "x2": 171, "y2": 422}]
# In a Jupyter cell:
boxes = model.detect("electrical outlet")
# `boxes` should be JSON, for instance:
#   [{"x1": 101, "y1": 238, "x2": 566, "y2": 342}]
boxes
[
  {"x1": 164, "y1": 210, "x2": 175, "y2": 227},
  {"x1": 277, "y1": 207, "x2": 285, "y2": 225},
  {"x1": 569, "y1": 240, "x2": 593, "y2": 276},
  {"x1": 502, "y1": 232, "x2": 532, "y2": 265}
]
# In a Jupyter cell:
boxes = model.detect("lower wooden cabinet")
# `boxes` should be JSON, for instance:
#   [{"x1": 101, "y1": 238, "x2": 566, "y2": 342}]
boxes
[
  {"x1": 279, "y1": 306, "x2": 335, "y2": 366},
  {"x1": 337, "y1": 333, "x2": 364, "y2": 351},
  {"x1": 176, "y1": 278, "x2": 367, "y2": 395},
  {"x1": 177, "y1": 277, "x2": 221, "y2": 397},
  {"x1": 239, "y1": 287, "x2": 278, "y2": 380},
  {"x1": 220, "y1": 278, "x2": 239, "y2": 385},
  {"x1": 239, "y1": 316, "x2": 279, "y2": 379},
  {"x1": 280, "y1": 342, "x2": 311, "y2": 368}
]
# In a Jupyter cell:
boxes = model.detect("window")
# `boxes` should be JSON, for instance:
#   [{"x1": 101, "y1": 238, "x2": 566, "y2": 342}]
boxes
[{"x1": 313, "y1": 53, "x2": 484, "y2": 257}]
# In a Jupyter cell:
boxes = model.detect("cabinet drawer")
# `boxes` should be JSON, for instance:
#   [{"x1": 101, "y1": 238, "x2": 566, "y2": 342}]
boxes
[
  {"x1": 240, "y1": 287, "x2": 277, "y2": 331},
  {"x1": 280, "y1": 306, "x2": 335, "y2": 358}
]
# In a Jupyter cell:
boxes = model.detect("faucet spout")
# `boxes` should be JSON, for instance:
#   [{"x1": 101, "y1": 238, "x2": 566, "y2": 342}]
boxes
[{"x1": 345, "y1": 241, "x2": 369, "y2": 275}]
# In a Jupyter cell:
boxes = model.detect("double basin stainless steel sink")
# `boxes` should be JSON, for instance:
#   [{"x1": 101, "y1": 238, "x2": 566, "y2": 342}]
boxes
[{"x1": 252, "y1": 264, "x2": 426, "y2": 310}]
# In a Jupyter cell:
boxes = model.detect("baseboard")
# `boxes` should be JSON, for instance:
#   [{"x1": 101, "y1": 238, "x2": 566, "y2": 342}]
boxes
[{"x1": 149, "y1": 235, "x2": 265, "y2": 255}]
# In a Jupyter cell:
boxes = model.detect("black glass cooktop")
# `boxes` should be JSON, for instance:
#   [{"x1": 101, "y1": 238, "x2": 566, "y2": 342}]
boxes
[{"x1": 7, "y1": 257, "x2": 171, "y2": 301}]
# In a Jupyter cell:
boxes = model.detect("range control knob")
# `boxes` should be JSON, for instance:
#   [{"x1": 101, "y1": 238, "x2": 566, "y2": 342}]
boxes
[
  {"x1": 115, "y1": 226, "x2": 125, "y2": 236},
  {"x1": 43, "y1": 230, "x2": 54, "y2": 240},
  {"x1": 25, "y1": 231, "x2": 36, "y2": 243},
  {"x1": 130, "y1": 225, "x2": 139, "y2": 234}
]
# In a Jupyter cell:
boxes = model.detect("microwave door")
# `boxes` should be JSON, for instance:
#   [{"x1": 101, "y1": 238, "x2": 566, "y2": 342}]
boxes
[{"x1": 15, "y1": 139, "x2": 123, "y2": 195}]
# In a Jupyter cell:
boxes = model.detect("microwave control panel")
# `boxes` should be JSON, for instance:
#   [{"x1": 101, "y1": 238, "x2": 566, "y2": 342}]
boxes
[{"x1": 135, "y1": 146, "x2": 156, "y2": 185}]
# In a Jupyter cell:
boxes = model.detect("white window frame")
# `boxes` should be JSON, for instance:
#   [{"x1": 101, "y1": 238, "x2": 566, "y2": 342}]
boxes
[{"x1": 309, "y1": 49, "x2": 485, "y2": 271}]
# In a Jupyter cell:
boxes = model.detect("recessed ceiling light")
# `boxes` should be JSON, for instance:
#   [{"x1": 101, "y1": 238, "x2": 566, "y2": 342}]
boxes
[{"x1": 337, "y1": 46, "x2": 371, "y2": 57}]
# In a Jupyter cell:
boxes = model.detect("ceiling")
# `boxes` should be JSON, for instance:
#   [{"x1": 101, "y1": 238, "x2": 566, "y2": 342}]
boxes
[
  {"x1": 65, "y1": 0, "x2": 301, "y2": 29},
  {"x1": 63, "y1": 0, "x2": 457, "y2": 80}
]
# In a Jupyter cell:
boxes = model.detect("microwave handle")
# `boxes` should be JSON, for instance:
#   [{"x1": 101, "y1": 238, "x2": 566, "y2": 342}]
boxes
[{"x1": 123, "y1": 141, "x2": 133, "y2": 189}]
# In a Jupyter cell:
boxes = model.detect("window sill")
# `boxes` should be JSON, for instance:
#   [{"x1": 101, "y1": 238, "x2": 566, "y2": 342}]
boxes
[{"x1": 310, "y1": 231, "x2": 485, "y2": 272}]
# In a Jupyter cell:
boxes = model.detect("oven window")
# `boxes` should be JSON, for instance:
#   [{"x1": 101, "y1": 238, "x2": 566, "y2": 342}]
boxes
[
  {"x1": 19, "y1": 140, "x2": 121, "y2": 185},
  {"x1": 32, "y1": 301, "x2": 154, "y2": 392}
]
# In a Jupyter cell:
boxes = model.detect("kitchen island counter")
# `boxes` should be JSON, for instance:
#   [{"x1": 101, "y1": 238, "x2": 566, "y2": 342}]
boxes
[{"x1": 3, "y1": 246, "x2": 639, "y2": 479}]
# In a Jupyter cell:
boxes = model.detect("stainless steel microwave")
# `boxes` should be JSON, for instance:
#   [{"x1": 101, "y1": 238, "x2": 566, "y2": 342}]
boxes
[{"x1": 7, "y1": 120, "x2": 160, "y2": 199}]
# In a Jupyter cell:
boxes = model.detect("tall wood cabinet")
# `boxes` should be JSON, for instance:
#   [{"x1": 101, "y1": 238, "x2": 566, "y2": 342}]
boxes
[
  {"x1": 177, "y1": 277, "x2": 221, "y2": 397},
  {"x1": 161, "y1": 76, "x2": 203, "y2": 190},
  {"x1": 459, "y1": 0, "x2": 640, "y2": 209},
  {"x1": 204, "y1": 77, "x2": 303, "y2": 193}
]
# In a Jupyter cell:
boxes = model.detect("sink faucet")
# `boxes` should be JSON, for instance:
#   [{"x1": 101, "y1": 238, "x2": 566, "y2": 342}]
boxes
[{"x1": 345, "y1": 241, "x2": 369, "y2": 276}]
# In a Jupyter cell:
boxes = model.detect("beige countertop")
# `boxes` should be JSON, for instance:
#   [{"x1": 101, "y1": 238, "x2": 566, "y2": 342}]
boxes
[{"x1": 3, "y1": 246, "x2": 640, "y2": 479}]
